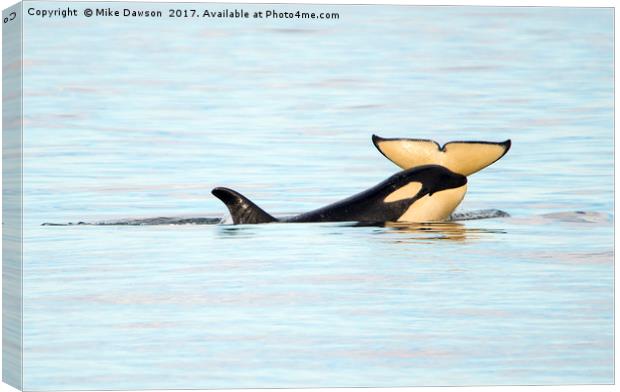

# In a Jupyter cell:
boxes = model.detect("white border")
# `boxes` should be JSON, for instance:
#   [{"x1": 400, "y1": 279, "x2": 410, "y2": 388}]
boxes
[{"x1": 0, "y1": 1, "x2": 616, "y2": 392}]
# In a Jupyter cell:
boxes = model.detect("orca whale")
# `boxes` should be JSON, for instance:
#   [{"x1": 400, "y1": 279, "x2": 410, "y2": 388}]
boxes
[
  {"x1": 371, "y1": 135, "x2": 511, "y2": 221},
  {"x1": 212, "y1": 164, "x2": 467, "y2": 225}
]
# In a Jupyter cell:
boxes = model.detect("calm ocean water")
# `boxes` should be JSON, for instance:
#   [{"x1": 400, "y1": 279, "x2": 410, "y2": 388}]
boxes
[{"x1": 18, "y1": 3, "x2": 613, "y2": 389}]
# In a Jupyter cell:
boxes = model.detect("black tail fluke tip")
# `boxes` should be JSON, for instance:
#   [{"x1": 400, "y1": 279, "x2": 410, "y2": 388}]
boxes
[{"x1": 498, "y1": 139, "x2": 512, "y2": 159}]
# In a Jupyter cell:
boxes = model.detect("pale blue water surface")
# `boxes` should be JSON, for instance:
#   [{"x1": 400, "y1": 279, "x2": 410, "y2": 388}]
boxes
[{"x1": 18, "y1": 3, "x2": 613, "y2": 390}]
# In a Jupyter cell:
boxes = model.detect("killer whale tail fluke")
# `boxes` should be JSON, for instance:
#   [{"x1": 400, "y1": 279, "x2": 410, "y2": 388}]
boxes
[
  {"x1": 372, "y1": 134, "x2": 511, "y2": 176},
  {"x1": 211, "y1": 187, "x2": 277, "y2": 224}
]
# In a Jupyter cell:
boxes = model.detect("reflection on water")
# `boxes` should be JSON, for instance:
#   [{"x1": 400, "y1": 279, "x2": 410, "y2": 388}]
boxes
[
  {"x1": 216, "y1": 218, "x2": 507, "y2": 242},
  {"x1": 216, "y1": 224, "x2": 261, "y2": 239},
  {"x1": 381, "y1": 221, "x2": 506, "y2": 242},
  {"x1": 345, "y1": 220, "x2": 507, "y2": 242},
  {"x1": 20, "y1": 3, "x2": 613, "y2": 390}
]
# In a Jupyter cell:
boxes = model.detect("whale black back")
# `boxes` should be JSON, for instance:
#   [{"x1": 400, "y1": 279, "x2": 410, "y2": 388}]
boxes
[{"x1": 212, "y1": 165, "x2": 467, "y2": 224}]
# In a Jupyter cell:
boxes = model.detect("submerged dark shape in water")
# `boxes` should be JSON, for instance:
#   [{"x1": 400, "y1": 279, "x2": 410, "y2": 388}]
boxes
[
  {"x1": 540, "y1": 211, "x2": 611, "y2": 224},
  {"x1": 41, "y1": 217, "x2": 223, "y2": 226},
  {"x1": 39, "y1": 209, "x2": 510, "y2": 227},
  {"x1": 449, "y1": 209, "x2": 510, "y2": 221},
  {"x1": 212, "y1": 164, "x2": 468, "y2": 224}
]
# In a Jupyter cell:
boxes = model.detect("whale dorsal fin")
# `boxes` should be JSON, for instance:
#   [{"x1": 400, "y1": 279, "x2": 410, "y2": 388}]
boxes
[
  {"x1": 212, "y1": 187, "x2": 277, "y2": 224},
  {"x1": 372, "y1": 135, "x2": 511, "y2": 176}
]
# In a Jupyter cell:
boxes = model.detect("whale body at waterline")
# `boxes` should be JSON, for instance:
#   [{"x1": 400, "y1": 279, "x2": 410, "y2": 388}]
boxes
[{"x1": 212, "y1": 164, "x2": 467, "y2": 225}]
